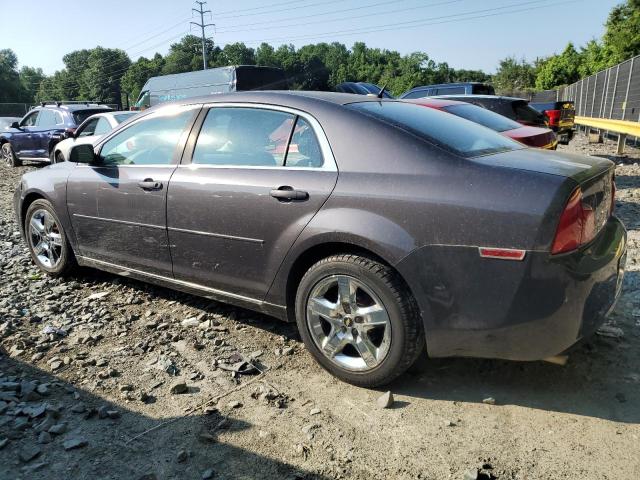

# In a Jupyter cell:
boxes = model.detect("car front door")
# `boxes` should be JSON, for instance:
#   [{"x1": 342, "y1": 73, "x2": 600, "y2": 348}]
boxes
[
  {"x1": 167, "y1": 104, "x2": 338, "y2": 300},
  {"x1": 12, "y1": 111, "x2": 40, "y2": 157},
  {"x1": 66, "y1": 105, "x2": 200, "y2": 275}
]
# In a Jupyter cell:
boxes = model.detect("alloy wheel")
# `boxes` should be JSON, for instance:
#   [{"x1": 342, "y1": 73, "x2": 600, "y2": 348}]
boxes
[
  {"x1": 2, "y1": 144, "x2": 13, "y2": 166},
  {"x1": 306, "y1": 274, "x2": 392, "y2": 371},
  {"x1": 28, "y1": 209, "x2": 63, "y2": 269}
]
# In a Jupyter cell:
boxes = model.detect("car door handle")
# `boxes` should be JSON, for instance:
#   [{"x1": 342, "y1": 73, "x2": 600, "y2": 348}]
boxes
[
  {"x1": 138, "y1": 179, "x2": 163, "y2": 191},
  {"x1": 270, "y1": 186, "x2": 308, "y2": 201}
]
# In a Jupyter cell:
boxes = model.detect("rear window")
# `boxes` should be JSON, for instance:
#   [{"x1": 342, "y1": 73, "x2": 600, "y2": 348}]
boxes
[
  {"x1": 434, "y1": 86, "x2": 466, "y2": 95},
  {"x1": 235, "y1": 68, "x2": 288, "y2": 91},
  {"x1": 472, "y1": 84, "x2": 495, "y2": 95},
  {"x1": 512, "y1": 101, "x2": 545, "y2": 126},
  {"x1": 442, "y1": 104, "x2": 522, "y2": 132},
  {"x1": 72, "y1": 109, "x2": 112, "y2": 125},
  {"x1": 349, "y1": 101, "x2": 522, "y2": 157}
]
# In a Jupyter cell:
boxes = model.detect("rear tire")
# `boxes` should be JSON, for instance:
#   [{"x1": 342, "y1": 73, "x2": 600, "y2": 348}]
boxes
[
  {"x1": 2, "y1": 142, "x2": 21, "y2": 167},
  {"x1": 24, "y1": 199, "x2": 76, "y2": 277},
  {"x1": 295, "y1": 254, "x2": 424, "y2": 387}
]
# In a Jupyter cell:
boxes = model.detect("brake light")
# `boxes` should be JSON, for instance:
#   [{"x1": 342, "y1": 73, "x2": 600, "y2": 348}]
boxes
[
  {"x1": 611, "y1": 174, "x2": 616, "y2": 215},
  {"x1": 545, "y1": 109, "x2": 560, "y2": 127},
  {"x1": 551, "y1": 188, "x2": 596, "y2": 254}
]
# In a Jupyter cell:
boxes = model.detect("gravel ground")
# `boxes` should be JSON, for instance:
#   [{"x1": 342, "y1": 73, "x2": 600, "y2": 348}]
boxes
[{"x1": 1, "y1": 131, "x2": 639, "y2": 480}]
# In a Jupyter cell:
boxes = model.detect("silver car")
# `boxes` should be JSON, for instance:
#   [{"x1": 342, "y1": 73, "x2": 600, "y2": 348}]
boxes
[{"x1": 52, "y1": 111, "x2": 137, "y2": 163}]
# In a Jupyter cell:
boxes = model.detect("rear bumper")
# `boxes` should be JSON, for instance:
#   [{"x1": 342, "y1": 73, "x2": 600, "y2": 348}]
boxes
[{"x1": 396, "y1": 216, "x2": 627, "y2": 361}]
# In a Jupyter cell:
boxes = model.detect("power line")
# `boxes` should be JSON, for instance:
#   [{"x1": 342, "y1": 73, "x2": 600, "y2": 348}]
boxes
[
  {"x1": 226, "y1": 0, "x2": 569, "y2": 44},
  {"x1": 191, "y1": 1, "x2": 215, "y2": 70},
  {"x1": 215, "y1": 0, "x2": 460, "y2": 34}
]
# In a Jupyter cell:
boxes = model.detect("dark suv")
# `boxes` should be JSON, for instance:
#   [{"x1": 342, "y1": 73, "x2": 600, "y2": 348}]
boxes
[{"x1": 0, "y1": 102, "x2": 113, "y2": 167}]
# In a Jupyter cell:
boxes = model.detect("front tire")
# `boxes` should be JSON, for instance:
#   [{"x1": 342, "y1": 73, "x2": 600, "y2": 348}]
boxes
[
  {"x1": 295, "y1": 254, "x2": 424, "y2": 387},
  {"x1": 24, "y1": 199, "x2": 76, "y2": 276},
  {"x1": 2, "y1": 142, "x2": 21, "y2": 167}
]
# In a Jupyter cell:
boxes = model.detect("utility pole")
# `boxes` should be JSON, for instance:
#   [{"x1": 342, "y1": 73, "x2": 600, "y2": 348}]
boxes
[{"x1": 191, "y1": 1, "x2": 214, "y2": 70}]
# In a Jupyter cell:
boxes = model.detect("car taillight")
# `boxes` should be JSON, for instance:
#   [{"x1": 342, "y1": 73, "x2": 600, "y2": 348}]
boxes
[
  {"x1": 545, "y1": 109, "x2": 560, "y2": 127},
  {"x1": 611, "y1": 174, "x2": 616, "y2": 215},
  {"x1": 551, "y1": 188, "x2": 597, "y2": 254}
]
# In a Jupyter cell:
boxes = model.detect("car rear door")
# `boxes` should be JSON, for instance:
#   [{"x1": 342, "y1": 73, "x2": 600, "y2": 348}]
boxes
[
  {"x1": 167, "y1": 104, "x2": 338, "y2": 300},
  {"x1": 66, "y1": 105, "x2": 200, "y2": 275}
]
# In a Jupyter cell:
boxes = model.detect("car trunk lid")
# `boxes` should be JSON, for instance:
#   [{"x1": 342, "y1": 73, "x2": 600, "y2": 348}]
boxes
[
  {"x1": 473, "y1": 148, "x2": 613, "y2": 183},
  {"x1": 505, "y1": 126, "x2": 556, "y2": 149}
]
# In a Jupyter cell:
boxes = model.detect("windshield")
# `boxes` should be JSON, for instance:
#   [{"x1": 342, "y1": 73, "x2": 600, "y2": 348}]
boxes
[
  {"x1": 114, "y1": 113, "x2": 137, "y2": 124},
  {"x1": 348, "y1": 101, "x2": 523, "y2": 157},
  {"x1": 442, "y1": 103, "x2": 522, "y2": 132}
]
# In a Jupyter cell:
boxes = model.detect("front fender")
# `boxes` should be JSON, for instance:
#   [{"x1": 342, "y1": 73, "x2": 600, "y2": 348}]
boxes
[{"x1": 15, "y1": 164, "x2": 77, "y2": 250}]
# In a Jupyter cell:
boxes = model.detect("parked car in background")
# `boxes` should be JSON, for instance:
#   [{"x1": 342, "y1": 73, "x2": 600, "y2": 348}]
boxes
[
  {"x1": 408, "y1": 98, "x2": 557, "y2": 149},
  {"x1": 0, "y1": 117, "x2": 21, "y2": 129},
  {"x1": 400, "y1": 82, "x2": 495, "y2": 99},
  {"x1": 133, "y1": 65, "x2": 289, "y2": 110},
  {"x1": 0, "y1": 102, "x2": 113, "y2": 167},
  {"x1": 530, "y1": 100, "x2": 576, "y2": 144},
  {"x1": 336, "y1": 82, "x2": 393, "y2": 98},
  {"x1": 14, "y1": 92, "x2": 626, "y2": 387},
  {"x1": 436, "y1": 94, "x2": 547, "y2": 128},
  {"x1": 51, "y1": 111, "x2": 138, "y2": 163}
]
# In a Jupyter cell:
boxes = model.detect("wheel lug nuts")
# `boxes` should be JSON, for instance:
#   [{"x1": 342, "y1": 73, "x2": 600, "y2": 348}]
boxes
[
  {"x1": 351, "y1": 328, "x2": 358, "y2": 337},
  {"x1": 354, "y1": 316, "x2": 363, "y2": 323}
]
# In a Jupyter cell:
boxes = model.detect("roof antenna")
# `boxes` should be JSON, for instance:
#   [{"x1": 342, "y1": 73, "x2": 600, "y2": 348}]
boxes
[{"x1": 377, "y1": 84, "x2": 387, "y2": 99}]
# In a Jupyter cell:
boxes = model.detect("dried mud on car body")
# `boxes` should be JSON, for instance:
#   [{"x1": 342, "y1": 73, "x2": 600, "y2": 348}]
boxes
[{"x1": 0, "y1": 132, "x2": 639, "y2": 479}]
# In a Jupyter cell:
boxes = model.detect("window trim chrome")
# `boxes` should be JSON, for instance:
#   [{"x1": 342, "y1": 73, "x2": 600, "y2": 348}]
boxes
[{"x1": 185, "y1": 102, "x2": 338, "y2": 172}]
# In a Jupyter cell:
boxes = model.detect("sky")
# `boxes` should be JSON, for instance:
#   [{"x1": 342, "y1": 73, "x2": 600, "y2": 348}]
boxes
[{"x1": 0, "y1": 0, "x2": 621, "y2": 75}]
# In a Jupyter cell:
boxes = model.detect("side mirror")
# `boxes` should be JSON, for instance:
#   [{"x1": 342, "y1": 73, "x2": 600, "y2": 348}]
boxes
[
  {"x1": 10, "y1": 121, "x2": 20, "y2": 129},
  {"x1": 69, "y1": 143, "x2": 97, "y2": 164}
]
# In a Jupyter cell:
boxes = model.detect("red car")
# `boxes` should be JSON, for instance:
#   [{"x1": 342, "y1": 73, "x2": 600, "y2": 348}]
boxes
[{"x1": 407, "y1": 98, "x2": 558, "y2": 150}]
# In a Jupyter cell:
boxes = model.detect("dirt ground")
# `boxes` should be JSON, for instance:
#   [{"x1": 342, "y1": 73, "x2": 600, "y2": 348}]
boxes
[{"x1": 1, "y1": 131, "x2": 639, "y2": 480}]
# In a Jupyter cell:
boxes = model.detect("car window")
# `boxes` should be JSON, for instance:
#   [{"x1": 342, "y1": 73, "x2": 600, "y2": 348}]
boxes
[
  {"x1": 349, "y1": 101, "x2": 523, "y2": 158},
  {"x1": 286, "y1": 117, "x2": 324, "y2": 168},
  {"x1": 72, "y1": 109, "x2": 112, "y2": 125},
  {"x1": 77, "y1": 118, "x2": 99, "y2": 137},
  {"x1": 442, "y1": 104, "x2": 522, "y2": 132},
  {"x1": 512, "y1": 101, "x2": 545, "y2": 125},
  {"x1": 37, "y1": 109, "x2": 58, "y2": 127},
  {"x1": 94, "y1": 117, "x2": 111, "y2": 135},
  {"x1": 472, "y1": 85, "x2": 495, "y2": 95},
  {"x1": 402, "y1": 90, "x2": 429, "y2": 100},
  {"x1": 20, "y1": 111, "x2": 39, "y2": 127},
  {"x1": 100, "y1": 108, "x2": 195, "y2": 166},
  {"x1": 435, "y1": 86, "x2": 466, "y2": 95},
  {"x1": 192, "y1": 107, "x2": 295, "y2": 167},
  {"x1": 55, "y1": 112, "x2": 64, "y2": 125}
]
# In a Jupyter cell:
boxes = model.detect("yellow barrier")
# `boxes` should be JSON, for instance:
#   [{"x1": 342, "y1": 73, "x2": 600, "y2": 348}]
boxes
[
  {"x1": 575, "y1": 116, "x2": 640, "y2": 137},
  {"x1": 575, "y1": 116, "x2": 640, "y2": 153}
]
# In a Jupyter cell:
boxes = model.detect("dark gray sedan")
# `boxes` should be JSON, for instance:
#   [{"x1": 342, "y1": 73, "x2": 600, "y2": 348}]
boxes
[{"x1": 13, "y1": 92, "x2": 627, "y2": 387}]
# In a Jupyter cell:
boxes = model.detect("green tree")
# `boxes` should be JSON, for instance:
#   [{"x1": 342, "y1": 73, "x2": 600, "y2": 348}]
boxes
[
  {"x1": 121, "y1": 53, "x2": 165, "y2": 105},
  {"x1": 601, "y1": 0, "x2": 640, "y2": 65},
  {"x1": 535, "y1": 43, "x2": 582, "y2": 90},
  {"x1": 220, "y1": 42, "x2": 256, "y2": 66},
  {"x1": 82, "y1": 47, "x2": 131, "y2": 105},
  {"x1": 19, "y1": 66, "x2": 46, "y2": 103},
  {"x1": 163, "y1": 35, "x2": 219, "y2": 73},
  {"x1": 0, "y1": 49, "x2": 26, "y2": 102},
  {"x1": 493, "y1": 56, "x2": 536, "y2": 92}
]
